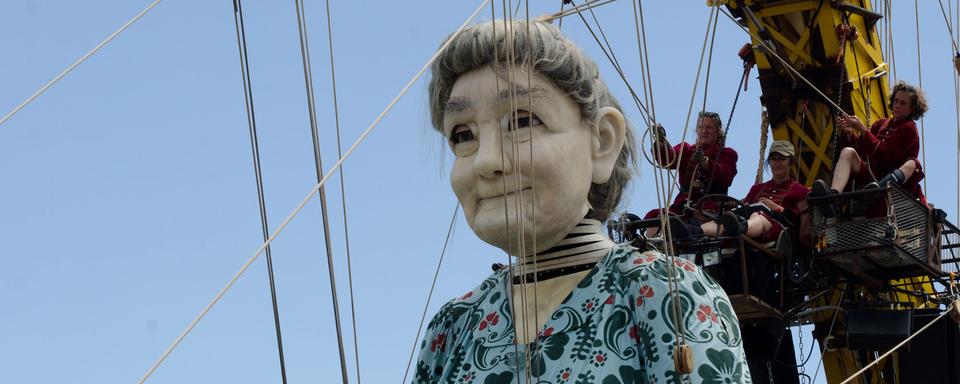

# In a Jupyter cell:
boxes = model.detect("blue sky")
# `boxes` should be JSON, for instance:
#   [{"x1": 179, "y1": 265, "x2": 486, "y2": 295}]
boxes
[{"x1": 1, "y1": 1, "x2": 957, "y2": 383}]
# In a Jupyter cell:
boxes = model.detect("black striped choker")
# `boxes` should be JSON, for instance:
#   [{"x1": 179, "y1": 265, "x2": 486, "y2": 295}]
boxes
[{"x1": 508, "y1": 218, "x2": 614, "y2": 284}]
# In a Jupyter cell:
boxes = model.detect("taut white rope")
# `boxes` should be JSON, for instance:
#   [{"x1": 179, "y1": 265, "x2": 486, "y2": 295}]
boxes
[
  {"x1": 136, "y1": 1, "x2": 490, "y2": 381},
  {"x1": 915, "y1": 0, "x2": 928, "y2": 192},
  {"x1": 839, "y1": 303, "x2": 953, "y2": 383},
  {"x1": 400, "y1": 203, "x2": 459, "y2": 384},
  {"x1": 0, "y1": 0, "x2": 163, "y2": 127}
]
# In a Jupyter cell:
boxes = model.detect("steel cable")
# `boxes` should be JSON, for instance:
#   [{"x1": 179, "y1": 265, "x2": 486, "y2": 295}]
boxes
[
  {"x1": 231, "y1": 1, "x2": 289, "y2": 382},
  {"x1": 135, "y1": 2, "x2": 490, "y2": 381}
]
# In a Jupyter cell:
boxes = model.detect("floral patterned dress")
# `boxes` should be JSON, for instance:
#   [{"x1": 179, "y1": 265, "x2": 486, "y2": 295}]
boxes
[{"x1": 413, "y1": 244, "x2": 752, "y2": 384}]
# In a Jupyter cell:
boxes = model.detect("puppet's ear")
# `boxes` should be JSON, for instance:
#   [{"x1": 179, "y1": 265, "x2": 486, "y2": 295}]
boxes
[{"x1": 591, "y1": 106, "x2": 627, "y2": 184}]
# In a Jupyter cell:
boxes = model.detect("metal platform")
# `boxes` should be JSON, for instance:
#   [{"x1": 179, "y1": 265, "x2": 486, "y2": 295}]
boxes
[
  {"x1": 809, "y1": 183, "x2": 941, "y2": 283},
  {"x1": 729, "y1": 294, "x2": 783, "y2": 322}
]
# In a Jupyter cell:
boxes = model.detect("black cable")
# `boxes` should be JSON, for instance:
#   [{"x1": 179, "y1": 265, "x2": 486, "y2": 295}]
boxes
[
  {"x1": 290, "y1": 0, "x2": 352, "y2": 382},
  {"x1": 230, "y1": 1, "x2": 289, "y2": 382}
]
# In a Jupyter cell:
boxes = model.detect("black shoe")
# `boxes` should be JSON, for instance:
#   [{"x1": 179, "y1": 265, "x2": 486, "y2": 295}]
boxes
[
  {"x1": 667, "y1": 216, "x2": 700, "y2": 241},
  {"x1": 809, "y1": 180, "x2": 838, "y2": 218},
  {"x1": 719, "y1": 211, "x2": 746, "y2": 236},
  {"x1": 933, "y1": 208, "x2": 948, "y2": 223},
  {"x1": 866, "y1": 169, "x2": 905, "y2": 190},
  {"x1": 809, "y1": 179, "x2": 838, "y2": 197},
  {"x1": 861, "y1": 181, "x2": 880, "y2": 190}
]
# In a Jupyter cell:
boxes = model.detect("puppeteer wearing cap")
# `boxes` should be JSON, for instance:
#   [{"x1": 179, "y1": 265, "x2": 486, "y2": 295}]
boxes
[{"x1": 672, "y1": 140, "x2": 811, "y2": 246}]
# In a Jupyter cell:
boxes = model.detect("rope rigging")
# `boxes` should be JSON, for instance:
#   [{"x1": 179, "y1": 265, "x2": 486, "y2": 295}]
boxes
[
  {"x1": 915, "y1": 0, "x2": 928, "y2": 192},
  {"x1": 400, "y1": 204, "x2": 460, "y2": 384},
  {"x1": 136, "y1": 2, "x2": 491, "y2": 381},
  {"x1": 632, "y1": 0, "x2": 656, "y2": 123},
  {"x1": 561, "y1": 0, "x2": 655, "y2": 126},
  {"x1": 35, "y1": 2, "x2": 960, "y2": 381},
  {"x1": 839, "y1": 301, "x2": 957, "y2": 383},
  {"x1": 719, "y1": 7, "x2": 852, "y2": 120},
  {"x1": 564, "y1": 1, "x2": 713, "y2": 376},
  {"x1": 499, "y1": 3, "x2": 538, "y2": 380},
  {"x1": 631, "y1": 0, "x2": 684, "y2": 278},
  {"x1": 886, "y1": 0, "x2": 899, "y2": 82},
  {"x1": 811, "y1": 283, "x2": 848, "y2": 384},
  {"x1": 292, "y1": 0, "x2": 352, "y2": 382},
  {"x1": 954, "y1": 0, "x2": 960, "y2": 224},
  {"x1": 755, "y1": 111, "x2": 769, "y2": 184},
  {"x1": 318, "y1": 0, "x2": 364, "y2": 380},
  {"x1": 7, "y1": 2, "x2": 960, "y2": 384},
  {"x1": 231, "y1": 0, "x2": 290, "y2": 382},
  {"x1": 701, "y1": 7, "x2": 720, "y2": 114},
  {"x1": 0, "y1": 0, "x2": 164, "y2": 127},
  {"x1": 541, "y1": 0, "x2": 617, "y2": 25},
  {"x1": 937, "y1": 0, "x2": 960, "y2": 54},
  {"x1": 520, "y1": 3, "x2": 543, "y2": 380},
  {"x1": 672, "y1": 5, "x2": 717, "y2": 209},
  {"x1": 633, "y1": 2, "x2": 686, "y2": 270},
  {"x1": 487, "y1": 4, "x2": 523, "y2": 378}
]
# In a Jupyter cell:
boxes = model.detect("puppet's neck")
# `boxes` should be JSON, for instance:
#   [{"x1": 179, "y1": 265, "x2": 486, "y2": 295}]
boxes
[{"x1": 511, "y1": 218, "x2": 614, "y2": 283}]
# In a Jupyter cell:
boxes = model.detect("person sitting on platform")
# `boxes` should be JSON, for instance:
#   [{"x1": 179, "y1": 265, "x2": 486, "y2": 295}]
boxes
[
  {"x1": 670, "y1": 141, "x2": 810, "y2": 245},
  {"x1": 809, "y1": 81, "x2": 927, "y2": 205},
  {"x1": 644, "y1": 112, "x2": 739, "y2": 233}
]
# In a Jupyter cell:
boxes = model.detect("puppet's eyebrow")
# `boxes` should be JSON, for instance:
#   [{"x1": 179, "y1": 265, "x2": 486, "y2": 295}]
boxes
[
  {"x1": 444, "y1": 85, "x2": 549, "y2": 116},
  {"x1": 498, "y1": 85, "x2": 549, "y2": 102},
  {"x1": 443, "y1": 96, "x2": 472, "y2": 115}
]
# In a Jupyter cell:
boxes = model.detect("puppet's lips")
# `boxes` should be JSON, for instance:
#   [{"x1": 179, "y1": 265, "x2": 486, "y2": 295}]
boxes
[{"x1": 478, "y1": 188, "x2": 532, "y2": 204}]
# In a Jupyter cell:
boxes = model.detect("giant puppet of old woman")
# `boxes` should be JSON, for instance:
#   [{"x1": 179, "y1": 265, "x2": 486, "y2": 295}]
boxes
[{"x1": 414, "y1": 20, "x2": 751, "y2": 384}]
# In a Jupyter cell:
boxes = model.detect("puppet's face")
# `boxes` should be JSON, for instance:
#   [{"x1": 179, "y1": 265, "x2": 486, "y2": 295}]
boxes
[{"x1": 443, "y1": 66, "x2": 612, "y2": 255}]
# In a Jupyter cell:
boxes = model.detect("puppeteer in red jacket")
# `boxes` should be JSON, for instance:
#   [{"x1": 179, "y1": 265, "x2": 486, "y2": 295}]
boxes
[
  {"x1": 646, "y1": 111, "x2": 738, "y2": 219},
  {"x1": 810, "y1": 81, "x2": 927, "y2": 205}
]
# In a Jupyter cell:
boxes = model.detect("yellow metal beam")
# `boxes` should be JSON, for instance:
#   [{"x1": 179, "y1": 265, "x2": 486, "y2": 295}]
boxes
[
  {"x1": 789, "y1": 27, "x2": 812, "y2": 64},
  {"x1": 853, "y1": 38, "x2": 885, "y2": 73},
  {"x1": 755, "y1": 1, "x2": 818, "y2": 18},
  {"x1": 785, "y1": 118, "x2": 833, "y2": 168},
  {"x1": 761, "y1": 19, "x2": 815, "y2": 65}
]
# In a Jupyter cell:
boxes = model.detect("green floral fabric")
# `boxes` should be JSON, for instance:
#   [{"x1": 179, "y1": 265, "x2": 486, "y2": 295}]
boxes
[{"x1": 413, "y1": 244, "x2": 752, "y2": 384}]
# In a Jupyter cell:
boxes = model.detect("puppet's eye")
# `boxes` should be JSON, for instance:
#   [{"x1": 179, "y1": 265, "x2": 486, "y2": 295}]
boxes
[
  {"x1": 450, "y1": 125, "x2": 475, "y2": 144},
  {"x1": 509, "y1": 110, "x2": 542, "y2": 131},
  {"x1": 449, "y1": 125, "x2": 479, "y2": 156}
]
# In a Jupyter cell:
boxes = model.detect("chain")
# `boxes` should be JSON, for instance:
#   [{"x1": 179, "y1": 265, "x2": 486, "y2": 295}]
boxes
[
  {"x1": 833, "y1": 57, "x2": 846, "y2": 166},
  {"x1": 797, "y1": 328, "x2": 807, "y2": 383},
  {"x1": 832, "y1": 15, "x2": 851, "y2": 167},
  {"x1": 702, "y1": 63, "x2": 750, "y2": 197},
  {"x1": 723, "y1": 64, "x2": 749, "y2": 142},
  {"x1": 864, "y1": 78, "x2": 872, "y2": 127},
  {"x1": 766, "y1": 361, "x2": 777, "y2": 384},
  {"x1": 797, "y1": 102, "x2": 807, "y2": 181}
]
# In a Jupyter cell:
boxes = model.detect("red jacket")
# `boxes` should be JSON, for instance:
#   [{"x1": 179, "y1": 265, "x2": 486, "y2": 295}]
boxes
[
  {"x1": 656, "y1": 142, "x2": 738, "y2": 213},
  {"x1": 743, "y1": 179, "x2": 809, "y2": 221},
  {"x1": 846, "y1": 117, "x2": 925, "y2": 203}
]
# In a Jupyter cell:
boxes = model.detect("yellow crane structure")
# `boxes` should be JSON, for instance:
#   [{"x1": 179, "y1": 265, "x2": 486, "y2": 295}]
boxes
[
  {"x1": 717, "y1": 1, "x2": 944, "y2": 383},
  {"x1": 724, "y1": 0, "x2": 889, "y2": 186}
]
